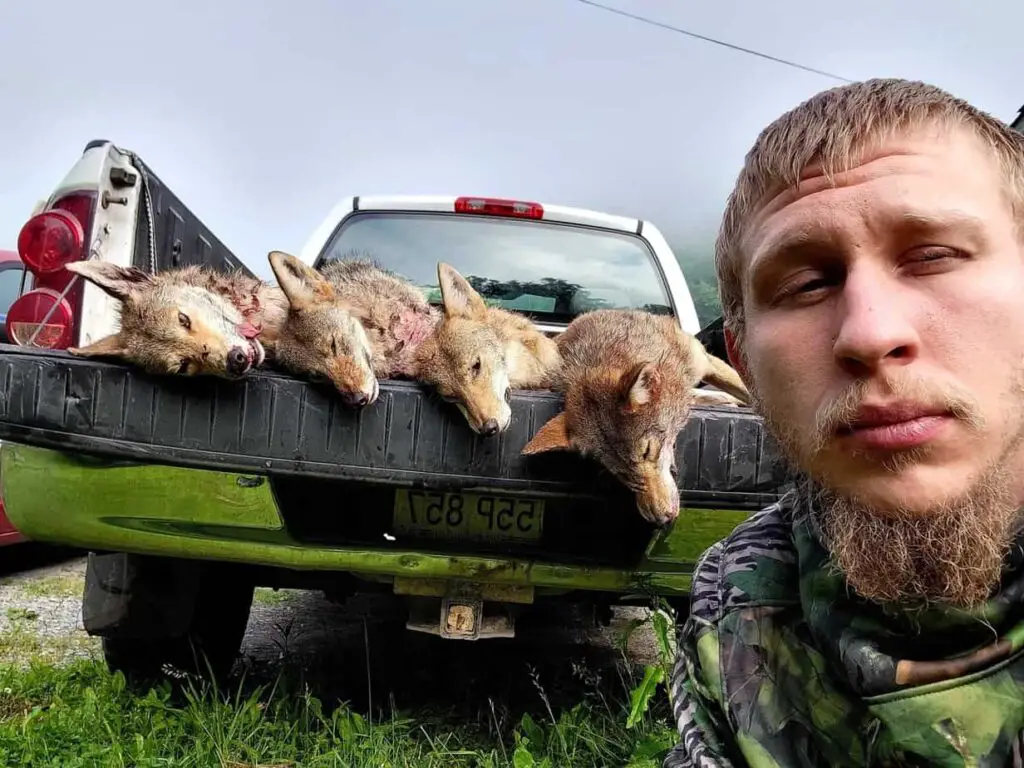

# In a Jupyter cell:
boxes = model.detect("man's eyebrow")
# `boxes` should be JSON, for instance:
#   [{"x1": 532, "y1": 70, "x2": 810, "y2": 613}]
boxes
[
  {"x1": 893, "y1": 209, "x2": 986, "y2": 233},
  {"x1": 746, "y1": 229, "x2": 832, "y2": 281}
]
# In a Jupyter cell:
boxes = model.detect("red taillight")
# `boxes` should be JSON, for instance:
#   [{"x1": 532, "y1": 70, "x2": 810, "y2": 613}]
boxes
[
  {"x1": 6, "y1": 191, "x2": 96, "y2": 350},
  {"x1": 6, "y1": 288, "x2": 75, "y2": 349},
  {"x1": 454, "y1": 196, "x2": 544, "y2": 219},
  {"x1": 17, "y1": 209, "x2": 84, "y2": 275}
]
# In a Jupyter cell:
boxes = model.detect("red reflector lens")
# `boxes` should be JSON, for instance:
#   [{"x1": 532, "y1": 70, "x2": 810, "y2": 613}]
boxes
[
  {"x1": 5, "y1": 289, "x2": 75, "y2": 349},
  {"x1": 454, "y1": 197, "x2": 543, "y2": 219},
  {"x1": 17, "y1": 210, "x2": 85, "y2": 275}
]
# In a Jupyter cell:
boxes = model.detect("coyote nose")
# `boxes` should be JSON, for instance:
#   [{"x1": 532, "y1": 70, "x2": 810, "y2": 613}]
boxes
[
  {"x1": 226, "y1": 346, "x2": 250, "y2": 376},
  {"x1": 342, "y1": 391, "x2": 370, "y2": 409},
  {"x1": 480, "y1": 418, "x2": 499, "y2": 437}
]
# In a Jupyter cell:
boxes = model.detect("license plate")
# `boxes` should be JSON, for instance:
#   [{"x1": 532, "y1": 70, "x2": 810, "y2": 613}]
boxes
[{"x1": 392, "y1": 489, "x2": 544, "y2": 542}]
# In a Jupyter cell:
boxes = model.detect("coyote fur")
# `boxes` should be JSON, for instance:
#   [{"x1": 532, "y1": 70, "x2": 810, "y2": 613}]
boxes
[
  {"x1": 268, "y1": 250, "x2": 438, "y2": 408},
  {"x1": 521, "y1": 308, "x2": 750, "y2": 526},
  {"x1": 65, "y1": 261, "x2": 287, "y2": 379},
  {"x1": 411, "y1": 262, "x2": 562, "y2": 437}
]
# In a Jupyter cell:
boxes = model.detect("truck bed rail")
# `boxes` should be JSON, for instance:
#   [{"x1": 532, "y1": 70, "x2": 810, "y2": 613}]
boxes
[{"x1": 0, "y1": 345, "x2": 792, "y2": 508}]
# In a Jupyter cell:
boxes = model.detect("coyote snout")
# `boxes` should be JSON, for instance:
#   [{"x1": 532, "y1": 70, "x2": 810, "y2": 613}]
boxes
[
  {"x1": 65, "y1": 261, "x2": 269, "y2": 379},
  {"x1": 522, "y1": 309, "x2": 750, "y2": 526},
  {"x1": 412, "y1": 263, "x2": 561, "y2": 437},
  {"x1": 268, "y1": 251, "x2": 378, "y2": 408},
  {"x1": 416, "y1": 319, "x2": 513, "y2": 436}
]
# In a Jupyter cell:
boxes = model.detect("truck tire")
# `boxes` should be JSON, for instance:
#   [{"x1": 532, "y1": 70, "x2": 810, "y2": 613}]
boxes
[{"x1": 100, "y1": 562, "x2": 254, "y2": 684}]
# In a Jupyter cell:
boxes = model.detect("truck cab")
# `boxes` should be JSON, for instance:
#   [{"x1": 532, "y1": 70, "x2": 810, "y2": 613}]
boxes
[{"x1": 299, "y1": 194, "x2": 702, "y2": 339}]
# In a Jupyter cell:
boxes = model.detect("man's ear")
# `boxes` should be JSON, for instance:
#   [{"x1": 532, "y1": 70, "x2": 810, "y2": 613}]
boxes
[
  {"x1": 522, "y1": 412, "x2": 572, "y2": 455},
  {"x1": 68, "y1": 333, "x2": 130, "y2": 361},
  {"x1": 724, "y1": 326, "x2": 749, "y2": 382},
  {"x1": 268, "y1": 250, "x2": 335, "y2": 312}
]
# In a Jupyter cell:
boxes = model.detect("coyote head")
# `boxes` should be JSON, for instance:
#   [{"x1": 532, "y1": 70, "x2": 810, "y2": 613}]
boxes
[
  {"x1": 522, "y1": 360, "x2": 693, "y2": 526},
  {"x1": 412, "y1": 263, "x2": 513, "y2": 437},
  {"x1": 66, "y1": 262, "x2": 266, "y2": 379},
  {"x1": 268, "y1": 251, "x2": 378, "y2": 408}
]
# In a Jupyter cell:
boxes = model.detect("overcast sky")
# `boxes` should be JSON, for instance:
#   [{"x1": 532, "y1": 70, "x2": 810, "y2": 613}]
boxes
[{"x1": 0, "y1": 0, "x2": 1020, "y2": 279}]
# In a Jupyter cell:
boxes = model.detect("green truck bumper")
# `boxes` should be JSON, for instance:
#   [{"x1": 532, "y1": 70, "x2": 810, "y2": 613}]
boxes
[{"x1": 1, "y1": 443, "x2": 749, "y2": 599}]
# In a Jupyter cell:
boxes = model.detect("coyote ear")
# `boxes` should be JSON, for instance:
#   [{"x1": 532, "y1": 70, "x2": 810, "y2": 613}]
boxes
[
  {"x1": 65, "y1": 261, "x2": 153, "y2": 302},
  {"x1": 337, "y1": 299, "x2": 370, "y2": 324},
  {"x1": 620, "y1": 361, "x2": 660, "y2": 410},
  {"x1": 437, "y1": 262, "x2": 487, "y2": 319},
  {"x1": 697, "y1": 352, "x2": 752, "y2": 406},
  {"x1": 68, "y1": 333, "x2": 130, "y2": 361},
  {"x1": 522, "y1": 412, "x2": 572, "y2": 455},
  {"x1": 268, "y1": 250, "x2": 335, "y2": 312}
]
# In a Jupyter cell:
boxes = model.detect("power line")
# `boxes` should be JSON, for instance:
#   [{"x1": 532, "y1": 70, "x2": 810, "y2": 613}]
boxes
[{"x1": 576, "y1": 0, "x2": 853, "y2": 84}]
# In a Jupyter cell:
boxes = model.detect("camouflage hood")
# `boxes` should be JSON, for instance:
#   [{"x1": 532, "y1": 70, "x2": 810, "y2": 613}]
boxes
[{"x1": 664, "y1": 487, "x2": 1024, "y2": 768}]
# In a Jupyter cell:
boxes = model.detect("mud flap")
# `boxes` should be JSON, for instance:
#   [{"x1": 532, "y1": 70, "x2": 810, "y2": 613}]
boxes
[{"x1": 82, "y1": 551, "x2": 204, "y2": 639}]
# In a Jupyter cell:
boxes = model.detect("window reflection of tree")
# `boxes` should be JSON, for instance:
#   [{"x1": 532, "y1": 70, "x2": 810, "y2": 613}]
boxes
[
  {"x1": 464, "y1": 276, "x2": 673, "y2": 316},
  {"x1": 331, "y1": 250, "x2": 672, "y2": 317},
  {"x1": 465, "y1": 276, "x2": 607, "y2": 314}
]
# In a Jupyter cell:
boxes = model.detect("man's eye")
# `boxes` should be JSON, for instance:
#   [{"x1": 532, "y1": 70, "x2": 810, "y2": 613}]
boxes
[
  {"x1": 903, "y1": 246, "x2": 966, "y2": 273},
  {"x1": 773, "y1": 271, "x2": 836, "y2": 305},
  {"x1": 794, "y1": 277, "x2": 831, "y2": 294}
]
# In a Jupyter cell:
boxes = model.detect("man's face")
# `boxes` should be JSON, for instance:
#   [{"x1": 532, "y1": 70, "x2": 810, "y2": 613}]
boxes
[
  {"x1": 736, "y1": 126, "x2": 1024, "y2": 514},
  {"x1": 731, "y1": 125, "x2": 1024, "y2": 607}
]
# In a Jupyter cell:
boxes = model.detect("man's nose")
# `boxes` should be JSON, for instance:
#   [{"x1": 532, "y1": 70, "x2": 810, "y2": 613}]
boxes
[{"x1": 832, "y1": 267, "x2": 920, "y2": 377}]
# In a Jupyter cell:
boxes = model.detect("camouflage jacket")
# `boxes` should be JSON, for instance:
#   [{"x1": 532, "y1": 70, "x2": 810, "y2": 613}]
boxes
[{"x1": 663, "y1": 489, "x2": 1024, "y2": 768}]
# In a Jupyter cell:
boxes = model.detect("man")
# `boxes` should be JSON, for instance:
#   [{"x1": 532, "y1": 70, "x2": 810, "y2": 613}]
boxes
[{"x1": 664, "y1": 78, "x2": 1024, "y2": 768}]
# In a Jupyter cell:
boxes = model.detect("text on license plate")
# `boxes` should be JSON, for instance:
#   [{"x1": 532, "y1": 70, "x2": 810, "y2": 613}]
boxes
[{"x1": 392, "y1": 490, "x2": 545, "y2": 542}]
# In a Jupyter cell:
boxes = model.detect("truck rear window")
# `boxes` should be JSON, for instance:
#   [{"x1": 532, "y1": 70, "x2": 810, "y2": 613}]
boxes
[{"x1": 318, "y1": 211, "x2": 673, "y2": 324}]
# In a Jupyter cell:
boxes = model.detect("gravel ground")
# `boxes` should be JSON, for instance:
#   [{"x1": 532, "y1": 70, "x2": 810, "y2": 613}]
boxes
[{"x1": 0, "y1": 549, "x2": 662, "y2": 682}]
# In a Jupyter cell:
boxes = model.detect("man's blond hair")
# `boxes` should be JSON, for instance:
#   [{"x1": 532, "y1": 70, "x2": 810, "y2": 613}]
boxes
[{"x1": 715, "y1": 77, "x2": 1024, "y2": 344}]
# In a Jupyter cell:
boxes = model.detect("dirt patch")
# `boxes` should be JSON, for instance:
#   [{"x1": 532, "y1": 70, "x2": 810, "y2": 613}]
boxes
[{"x1": 0, "y1": 552, "x2": 662, "y2": 682}]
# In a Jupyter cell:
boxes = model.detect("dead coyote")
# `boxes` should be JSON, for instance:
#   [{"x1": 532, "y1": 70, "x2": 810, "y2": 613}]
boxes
[
  {"x1": 521, "y1": 308, "x2": 750, "y2": 526},
  {"x1": 268, "y1": 250, "x2": 438, "y2": 408},
  {"x1": 65, "y1": 261, "x2": 287, "y2": 379},
  {"x1": 411, "y1": 263, "x2": 562, "y2": 437}
]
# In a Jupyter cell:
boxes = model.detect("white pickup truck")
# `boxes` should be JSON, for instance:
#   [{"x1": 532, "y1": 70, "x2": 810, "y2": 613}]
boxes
[{"x1": 0, "y1": 140, "x2": 786, "y2": 681}]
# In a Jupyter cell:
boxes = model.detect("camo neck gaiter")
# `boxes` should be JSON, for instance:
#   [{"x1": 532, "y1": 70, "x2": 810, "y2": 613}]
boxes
[{"x1": 791, "y1": 491, "x2": 1024, "y2": 699}]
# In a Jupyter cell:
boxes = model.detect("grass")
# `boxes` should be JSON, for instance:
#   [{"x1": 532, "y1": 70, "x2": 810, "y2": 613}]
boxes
[
  {"x1": 253, "y1": 588, "x2": 301, "y2": 607},
  {"x1": 17, "y1": 574, "x2": 83, "y2": 600},
  {"x1": 0, "y1": 610, "x2": 96, "y2": 667},
  {"x1": 0, "y1": 564, "x2": 682, "y2": 766},
  {"x1": 0, "y1": 652, "x2": 678, "y2": 767}
]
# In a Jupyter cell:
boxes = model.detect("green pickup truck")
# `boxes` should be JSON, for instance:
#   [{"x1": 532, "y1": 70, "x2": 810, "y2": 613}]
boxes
[{"x1": 0, "y1": 140, "x2": 792, "y2": 680}]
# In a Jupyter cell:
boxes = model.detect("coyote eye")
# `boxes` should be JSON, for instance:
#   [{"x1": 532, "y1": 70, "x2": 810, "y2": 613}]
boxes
[
  {"x1": 642, "y1": 440, "x2": 657, "y2": 461},
  {"x1": 176, "y1": 359, "x2": 191, "y2": 374},
  {"x1": 330, "y1": 338, "x2": 338, "y2": 356},
  {"x1": 471, "y1": 358, "x2": 482, "y2": 375},
  {"x1": 504, "y1": 388, "x2": 511, "y2": 405},
  {"x1": 178, "y1": 312, "x2": 191, "y2": 330}
]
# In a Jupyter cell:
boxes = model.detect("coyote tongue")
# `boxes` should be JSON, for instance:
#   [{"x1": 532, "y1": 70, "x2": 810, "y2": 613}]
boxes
[{"x1": 238, "y1": 320, "x2": 263, "y2": 339}]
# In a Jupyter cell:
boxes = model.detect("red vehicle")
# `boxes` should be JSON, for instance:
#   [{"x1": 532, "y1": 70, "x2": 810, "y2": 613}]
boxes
[{"x1": 0, "y1": 248, "x2": 28, "y2": 545}]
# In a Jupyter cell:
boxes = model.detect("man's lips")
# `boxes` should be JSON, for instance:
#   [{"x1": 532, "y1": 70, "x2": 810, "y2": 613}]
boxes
[{"x1": 837, "y1": 402, "x2": 952, "y2": 451}]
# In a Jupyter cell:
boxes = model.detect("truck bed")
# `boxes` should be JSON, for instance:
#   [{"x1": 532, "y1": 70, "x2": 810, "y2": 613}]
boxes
[
  {"x1": 0, "y1": 344, "x2": 788, "y2": 502},
  {"x1": 0, "y1": 344, "x2": 791, "y2": 569}
]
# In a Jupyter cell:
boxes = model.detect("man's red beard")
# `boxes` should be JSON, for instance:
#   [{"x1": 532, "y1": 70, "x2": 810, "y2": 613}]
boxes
[
  {"x1": 753, "y1": 370, "x2": 1024, "y2": 609},
  {"x1": 810, "y1": 465, "x2": 1018, "y2": 609}
]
